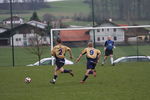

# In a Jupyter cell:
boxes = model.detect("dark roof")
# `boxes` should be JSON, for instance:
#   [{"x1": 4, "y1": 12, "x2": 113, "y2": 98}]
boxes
[
  {"x1": 0, "y1": 23, "x2": 46, "y2": 38},
  {"x1": 0, "y1": 26, "x2": 9, "y2": 29},
  {"x1": 125, "y1": 27, "x2": 149, "y2": 37}
]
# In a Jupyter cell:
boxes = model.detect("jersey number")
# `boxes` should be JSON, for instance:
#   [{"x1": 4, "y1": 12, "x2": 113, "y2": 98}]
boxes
[
  {"x1": 90, "y1": 50, "x2": 94, "y2": 55},
  {"x1": 58, "y1": 48, "x2": 63, "y2": 55}
]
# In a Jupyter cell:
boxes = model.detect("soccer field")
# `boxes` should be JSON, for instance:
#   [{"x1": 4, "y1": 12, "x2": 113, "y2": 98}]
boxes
[
  {"x1": 0, "y1": 45, "x2": 150, "y2": 67},
  {"x1": 0, "y1": 62, "x2": 150, "y2": 100}
]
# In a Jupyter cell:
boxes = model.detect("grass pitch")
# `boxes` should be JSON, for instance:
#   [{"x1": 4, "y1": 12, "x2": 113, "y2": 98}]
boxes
[{"x1": 0, "y1": 62, "x2": 150, "y2": 100}]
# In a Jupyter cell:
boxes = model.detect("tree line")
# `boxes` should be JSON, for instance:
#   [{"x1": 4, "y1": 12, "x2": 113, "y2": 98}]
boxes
[
  {"x1": 0, "y1": 0, "x2": 49, "y2": 10},
  {"x1": 83, "y1": 0, "x2": 150, "y2": 24}
]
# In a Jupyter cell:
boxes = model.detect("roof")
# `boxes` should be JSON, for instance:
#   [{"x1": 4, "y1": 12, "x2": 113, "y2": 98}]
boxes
[
  {"x1": 125, "y1": 27, "x2": 149, "y2": 37},
  {"x1": 27, "y1": 21, "x2": 47, "y2": 29},
  {"x1": 0, "y1": 23, "x2": 46, "y2": 38},
  {"x1": 96, "y1": 20, "x2": 125, "y2": 31},
  {"x1": 60, "y1": 30, "x2": 90, "y2": 42}
]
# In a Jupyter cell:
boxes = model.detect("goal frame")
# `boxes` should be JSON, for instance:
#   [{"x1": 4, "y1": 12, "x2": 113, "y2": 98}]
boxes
[{"x1": 50, "y1": 25, "x2": 150, "y2": 65}]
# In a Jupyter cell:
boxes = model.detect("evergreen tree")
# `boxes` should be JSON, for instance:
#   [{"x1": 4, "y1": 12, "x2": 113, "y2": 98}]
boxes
[{"x1": 30, "y1": 11, "x2": 41, "y2": 21}]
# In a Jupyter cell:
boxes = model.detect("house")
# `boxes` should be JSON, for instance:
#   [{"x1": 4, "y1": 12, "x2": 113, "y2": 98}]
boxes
[
  {"x1": 0, "y1": 21, "x2": 50, "y2": 46},
  {"x1": 125, "y1": 27, "x2": 150, "y2": 42},
  {"x1": 89, "y1": 21, "x2": 125, "y2": 44},
  {"x1": 2, "y1": 16, "x2": 24, "y2": 25},
  {"x1": 60, "y1": 30, "x2": 90, "y2": 46}
]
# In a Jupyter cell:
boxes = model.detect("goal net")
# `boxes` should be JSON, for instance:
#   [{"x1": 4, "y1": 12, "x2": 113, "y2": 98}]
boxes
[{"x1": 50, "y1": 25, "x2": 150, "y2": 65}]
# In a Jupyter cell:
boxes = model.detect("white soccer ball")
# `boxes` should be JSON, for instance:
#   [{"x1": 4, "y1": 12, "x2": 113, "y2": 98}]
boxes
[{"x1": 24, "y1": 77, "x2": 32, "y2": 83}]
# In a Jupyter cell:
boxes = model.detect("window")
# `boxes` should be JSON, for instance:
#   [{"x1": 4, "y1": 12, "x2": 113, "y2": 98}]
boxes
[
  {"x1": 19, "y1": 38, "x2": 21, "y2": 41},
  {"x1": 97, "y1": 37, "x2": 100, "y2": 41},
  {"x1": 114, "y1": 36, "x2": 117, "y2": 40},
  {"x1": 41, "y1": 60, "x2": 52, "y2": 65},
  {"x1": 102, "y1": 37, "x2": 104, "y2": 40},
  {"x1": 43, "y1": 37, "x2": 47, "y2": 41},
  {"x1": 102, "y1": 29, "x2": 104, "y2": 32},
  {"x1": 16, "y1": 38, "x2": 18, "y2": 41},
  {"x1": 97, "y1": 29, "x2": 100, "y2": 32},
  {"x1": 107, "y1": 29, "x2": 109, "y2": 31},
  {"x1": 114, "y1": 29, "x2": 116, "y2": 32}
]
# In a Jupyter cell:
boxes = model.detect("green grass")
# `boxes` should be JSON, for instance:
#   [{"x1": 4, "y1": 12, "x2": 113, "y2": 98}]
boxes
[
  {"x1": 0, "y1": 62, "x2": 150, "y2": 100},
  {"x1": 0, "y1": 0, "x2": 90, "y2": 21},
  {"x1": 0, "y1": 45, "x2": 150, "y2": 67}
]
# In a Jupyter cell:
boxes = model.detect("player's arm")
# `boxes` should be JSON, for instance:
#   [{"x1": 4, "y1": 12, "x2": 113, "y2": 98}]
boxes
[
  {"x1": 76, "y1": 48, "x2": 86, "y2": 63},
  {"x1": 67, "y1": 47, "x2": 73, "y2": 59},
  {"x1": 113, "y1": 41, "x2": 116, "y2": 49},
  {"x1": 96, "y1": 51, "x2": 101, "y2": 63},
  {"x1": 76, "y1": 54, "x2": 83, "y2": 63},
  {"x1": 51, "y1": 49, "x2": 55, "y2": 56}
]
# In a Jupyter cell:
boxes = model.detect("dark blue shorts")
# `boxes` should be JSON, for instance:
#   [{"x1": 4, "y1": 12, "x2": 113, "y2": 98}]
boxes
[
  {"x1": 55, "y1": 57, "x2": 65, "y2": 69},
  {"x1": 105, "y1": 49, "x2": 113, "y2": 56},
  {"x1": 86, "y1": 58, "x2": 97, "y2": 69}
]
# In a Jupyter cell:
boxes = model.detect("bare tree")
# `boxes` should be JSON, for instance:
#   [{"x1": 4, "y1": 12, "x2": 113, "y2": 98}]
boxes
[{"x1": 26, "y1": 29, "x2": 47, "y2": 66}]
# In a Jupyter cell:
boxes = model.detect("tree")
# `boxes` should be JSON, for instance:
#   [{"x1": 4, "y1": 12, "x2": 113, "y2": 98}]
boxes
[
  {"x1": 27, "y1": 30, "x2": 47, "y2": 66},
  {"x1": 30, "y1": 11, "x2": 41, "y2": 21},
  {"x1": 43, "y1": 13, "x2": 56, "y2": 23}
]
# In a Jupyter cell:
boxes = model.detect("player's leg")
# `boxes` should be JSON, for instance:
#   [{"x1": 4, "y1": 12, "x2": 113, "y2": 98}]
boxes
[
  {"x1": 50, "y1": 66, "x2": 60, "y2": 84},
  {"x1": 109, "y1": 50, "x2": 115, "y2": 66},
  {"x1": 60, "y1": 67, "x2": 74, "y2": 77},
  {"x1": 102, "y1": 56, "x2": 108, "y2": 66},
  {"x1": 92, "y1": 64, "x2": 97, "y2": 77},
  {"x1": 80, "y1": 69, "x2": 91, "y2": 83}
]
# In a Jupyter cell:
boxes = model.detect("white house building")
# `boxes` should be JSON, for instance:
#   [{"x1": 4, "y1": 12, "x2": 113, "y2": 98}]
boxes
[
  {"x1": 2, "y1": 16, "x2": 24, "y2": 25},
  {"x1": 89, "y1": 21, "x2": 125, "y2": 43},
  {"x1": 10, "y1": 33, "x2": 50, "y2": 46},
  {"x1": 0, "y1": 20, "x2": 50, "y2": 46},
  {"x1": 10, "y1": 21, "x2": 50, "y2": 46}
]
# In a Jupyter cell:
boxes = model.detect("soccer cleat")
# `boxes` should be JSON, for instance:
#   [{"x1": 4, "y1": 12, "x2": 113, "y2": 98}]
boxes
[
  {"x1": 50, "y1": 80, "x2": 55, "y2": 84},
  {"x1": 69, "y1": 70, "x2": 74, "y2": 77},
  {"x1": 80, "y1": 80, "x2": 85, "y2": 84}
]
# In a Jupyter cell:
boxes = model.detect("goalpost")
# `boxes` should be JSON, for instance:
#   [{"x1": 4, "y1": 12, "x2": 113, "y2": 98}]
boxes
[{"x1": 50, "y1": 25, "x2": 150, "y2": 65}]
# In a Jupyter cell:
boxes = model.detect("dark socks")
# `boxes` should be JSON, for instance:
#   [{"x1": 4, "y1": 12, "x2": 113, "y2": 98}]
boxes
[
  {"x1": 63, "y1": 69, "x2": 70, "y2": 73},
  {"x1": 54, "y1": 75, "x2": 58, "y2": 80},
  {"x1": 82, "y1": 75, "x2": 88, "y2": 81}
]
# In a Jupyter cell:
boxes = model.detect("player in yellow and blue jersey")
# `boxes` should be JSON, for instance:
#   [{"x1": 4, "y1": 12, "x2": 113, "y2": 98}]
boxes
[
  {"x1": 76, "y1": 42, "x2": 101, "y2": 83},
  {"x1": 50, "y1": 38, "x2": 74, "y2": 84}
]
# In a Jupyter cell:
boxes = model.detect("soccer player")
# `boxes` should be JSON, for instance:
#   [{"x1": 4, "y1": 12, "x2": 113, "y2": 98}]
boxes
[
  {"x1": 102, "y1": 36, "x2": 115, "y2": 66},
  {"x1": 76, "y1": 42, "x2": 101, "y2": 83},
  {"x1": 50, "y1": 38, "x2": 74, "y2": 84}
]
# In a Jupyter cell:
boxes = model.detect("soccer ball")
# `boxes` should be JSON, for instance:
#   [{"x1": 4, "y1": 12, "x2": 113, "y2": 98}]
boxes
[{"x1": 24, "y1": 77, "x2": 32, "y2": 83}]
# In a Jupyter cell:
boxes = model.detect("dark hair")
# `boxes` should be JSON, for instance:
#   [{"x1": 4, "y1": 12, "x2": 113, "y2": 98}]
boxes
[{"x1": 56, "y1": 38, "x2": 62, "y2": 43}]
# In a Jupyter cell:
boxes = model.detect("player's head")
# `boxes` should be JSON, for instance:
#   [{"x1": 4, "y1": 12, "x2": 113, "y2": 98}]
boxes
[
  {"x1": 56, "y1": 38, "x2": 62, "y2": 44},
  {"x1": 107, "y1": 36, "x2": 112, "y2": 40},
  {"x1": 88, "y1": 41, "x2": 93, "y2": 47}
]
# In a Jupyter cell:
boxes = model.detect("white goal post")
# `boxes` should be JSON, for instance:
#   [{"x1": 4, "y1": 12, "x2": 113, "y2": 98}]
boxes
[{"x1": 50, "y1": 25, "x2": 150, "y2": 65}]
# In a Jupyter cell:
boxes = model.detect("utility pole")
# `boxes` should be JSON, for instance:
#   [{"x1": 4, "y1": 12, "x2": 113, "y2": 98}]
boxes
[
  {"x1": 92, "y1": 0, "x2": 96, "y2": 48},
  {"x1": 10, "y1": 0, "x2": 15, "y2": 67}
]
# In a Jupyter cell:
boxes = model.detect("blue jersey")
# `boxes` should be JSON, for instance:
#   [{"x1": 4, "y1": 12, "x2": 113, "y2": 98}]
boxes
[{"x1": 105, "y1": 40, "x2": 114, "y2": 50}]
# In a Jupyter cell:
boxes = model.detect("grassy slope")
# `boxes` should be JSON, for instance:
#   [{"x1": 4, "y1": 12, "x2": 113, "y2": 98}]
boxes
[
  {"x1": 0, "y1": 62, "x2": 150, "y2": 100},
  {"x1": 0, "y1": 0, "x2": 90, "y2": 21}
]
